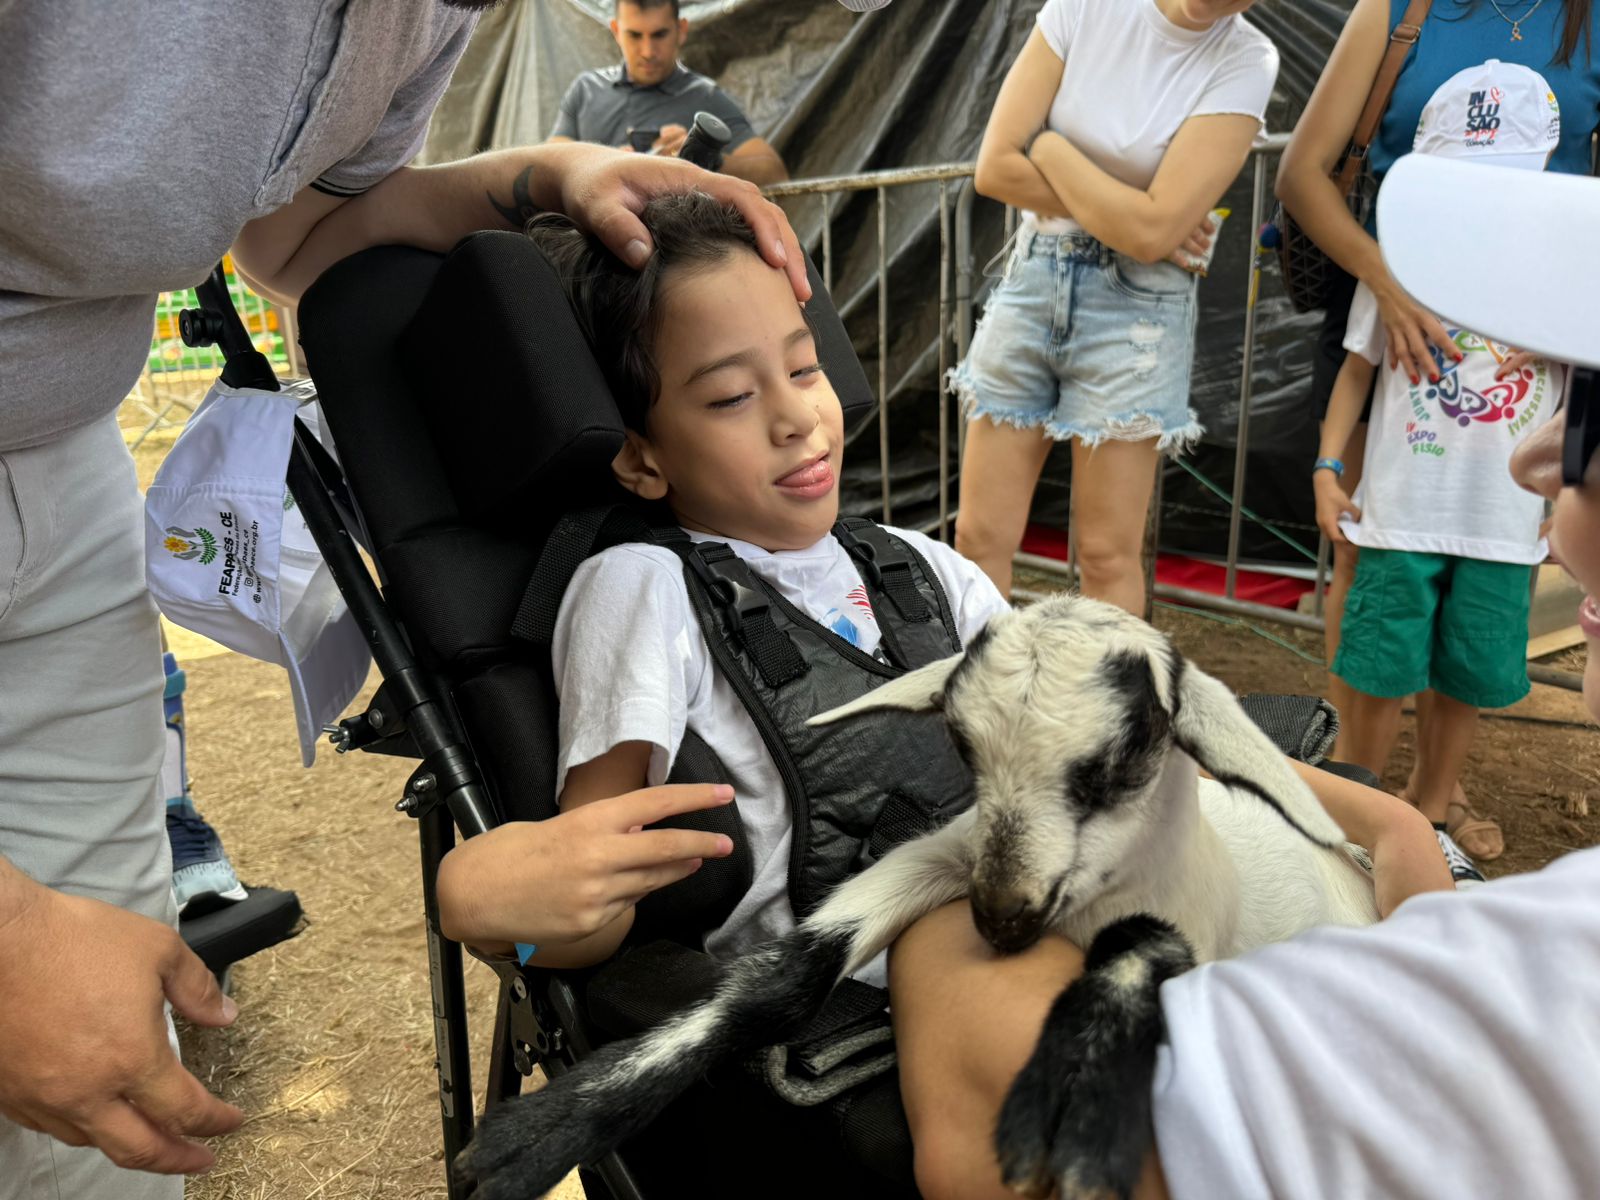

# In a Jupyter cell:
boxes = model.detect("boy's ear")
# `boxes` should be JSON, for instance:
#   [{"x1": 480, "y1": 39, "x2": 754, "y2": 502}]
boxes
[{"x1": 612, "y1": 430, "x2": 669, "y2": 501}]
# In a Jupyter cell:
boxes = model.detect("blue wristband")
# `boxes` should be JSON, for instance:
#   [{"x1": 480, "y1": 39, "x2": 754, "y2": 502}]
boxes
[
  {"x1": 515, "y1": 942, "x2": 538, "y2": 965},
  {"x1": 1312, "y1": 457, "x2": 1344, "y2": 478}
]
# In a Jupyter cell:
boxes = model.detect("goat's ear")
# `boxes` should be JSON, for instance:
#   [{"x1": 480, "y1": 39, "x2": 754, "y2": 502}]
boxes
[
  {"x1": 1169, "y1": 658, "x2": 1346, "y2": 848},
  {"x1": 806, "y1": 651, "x2": 964, "y2": 727}
]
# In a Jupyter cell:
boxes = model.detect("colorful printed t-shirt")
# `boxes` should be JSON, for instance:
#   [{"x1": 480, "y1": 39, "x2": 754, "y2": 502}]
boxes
[{"x1": 1340, "y1": 281, "x2": 1560, "y2": 564}]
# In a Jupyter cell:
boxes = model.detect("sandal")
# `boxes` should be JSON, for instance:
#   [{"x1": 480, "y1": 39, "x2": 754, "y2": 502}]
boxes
[{"x1": 1444, "y1": 799, "x2": 1504, "y2": 863}]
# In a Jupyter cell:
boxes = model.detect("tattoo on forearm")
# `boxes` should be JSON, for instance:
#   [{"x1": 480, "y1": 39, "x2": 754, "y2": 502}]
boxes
[{"x1": 487, "y1": 166, "x2": 539, "y2": 229}]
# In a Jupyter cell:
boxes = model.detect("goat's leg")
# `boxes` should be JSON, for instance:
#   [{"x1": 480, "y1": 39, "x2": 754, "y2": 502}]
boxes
[
  {"x1": 993, "y1": 915, "x2": 1194, "y2": 1200},
  {"x1": 457, "y1": 809, "x2": 977, "y2": 1200}
]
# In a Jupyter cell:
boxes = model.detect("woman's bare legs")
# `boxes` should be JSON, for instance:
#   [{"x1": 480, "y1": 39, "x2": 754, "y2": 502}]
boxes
[
  {"x1": 956, "y1": 416, "x2": 1055, "y2": 598},
  {"x1": 1070, "y1": 436, "x2": 1162, "y2": 617}
]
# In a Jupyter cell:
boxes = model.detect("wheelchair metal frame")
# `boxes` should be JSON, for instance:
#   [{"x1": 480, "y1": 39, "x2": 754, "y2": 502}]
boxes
[{"x1": 184, "y1": 265, "x2": 644, "y2": 1200}]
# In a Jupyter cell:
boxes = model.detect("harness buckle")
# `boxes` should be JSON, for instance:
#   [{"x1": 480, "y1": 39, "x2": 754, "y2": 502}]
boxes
[{"x1": 687, "y1": 544, "x2": 771, "y2": 634}]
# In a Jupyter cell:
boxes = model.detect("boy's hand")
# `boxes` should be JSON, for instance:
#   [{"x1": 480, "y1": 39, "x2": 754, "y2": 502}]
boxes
[
  {"x1": 1313, "y1": 470, "x2": 1360, "y2": 544},
  {"x1": 436, "y1": 784, "x2": 735, "y2": 948},
  {"x1": 1495, "y1": 348, "x2": 1541, "y2": 380},
  {"x1": 0, "y1": 882, "x2": 242, "y2": 1175}
]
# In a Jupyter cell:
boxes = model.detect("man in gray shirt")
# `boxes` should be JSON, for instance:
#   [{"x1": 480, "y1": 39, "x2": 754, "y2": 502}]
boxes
[
  {"x1": 548, "y1": 0, "x2": 788, "y2": 185},
  {"x1": 0, "y1": 2, "x2": 806, "y2": 1195}
]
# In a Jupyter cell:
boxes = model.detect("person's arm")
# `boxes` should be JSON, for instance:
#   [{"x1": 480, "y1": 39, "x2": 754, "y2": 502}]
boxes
[
  {"x1": 0, "y1": 855, "x2": 242, "y2": 1174},
  {"x1": 1285, "y1": 759, "x2": 1453, "y2": 917},
  {"x1": 230, "y1": 142, "x2": 809, "y2": 305},
  {"x1": 1275, "y1": 0, "x2": 1457, "y2": 382},
  {"x1": 434, "y1": 748, "x2": 735, "y2": 967},
  {"x1": 971, "y1": 28, "x2": 1074, "y2": 218},
  {"x1": 723, "y1": 136, "x2": 788, "y2": 185},
  {"x1": 1313, "y1": 352, "x2": 1376, "y2": 544},
  {"x1": 1027, "y1": 111, "x2": 1261, "y2": 264}
]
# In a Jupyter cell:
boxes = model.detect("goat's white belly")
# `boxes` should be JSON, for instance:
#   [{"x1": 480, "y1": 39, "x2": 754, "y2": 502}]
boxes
[{"x1": 1199, "y1": 780, "x2": 1379, "y2": 956}]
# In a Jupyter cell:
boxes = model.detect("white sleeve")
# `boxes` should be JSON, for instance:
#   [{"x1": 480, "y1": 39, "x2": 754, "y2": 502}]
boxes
[
  {"x1": 1341, "y1": 281, "x2": 1388, "y2": 367},
  {"x1": 550, "y1": 545, "x2": 705, "y2": 796},
  {"x1": 889, "y1": 528, "x2": 1011, "y2": 643},
  {"x1": 1151, "y1": 847, "x2": 1600, "y2": 1200},
  {"x1": 1035, "y1": 0, "x2": 1075, "y2": 59},
  {"x1": 1190, "y1": 29, "x2": 1279, "y2": 123}
]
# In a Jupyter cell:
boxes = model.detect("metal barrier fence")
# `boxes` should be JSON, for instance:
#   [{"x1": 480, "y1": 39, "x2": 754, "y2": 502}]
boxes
[
  {"x1": 126, "y1": 143, "x2": 1575, "y2": 682},
  {"x1": 765, "y1": 133, "x2": 1333, "y2": 632}
]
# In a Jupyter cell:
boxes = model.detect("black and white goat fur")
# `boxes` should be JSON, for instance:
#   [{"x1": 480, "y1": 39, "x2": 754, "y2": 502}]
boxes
[{"x1": 458, "y1": 594, "x2": 1378, "y2": 1199}]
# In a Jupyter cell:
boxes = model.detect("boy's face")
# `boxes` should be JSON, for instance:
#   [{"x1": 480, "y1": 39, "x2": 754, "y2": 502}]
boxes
[{"x1": 614, "y1": 249, "x2": 846, "y2": 552}]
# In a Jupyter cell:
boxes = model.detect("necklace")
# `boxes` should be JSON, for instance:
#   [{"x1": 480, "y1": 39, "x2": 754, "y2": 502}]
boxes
[{"x1": 1487, "y1": 0, "x2": 1546, "y2": 41}]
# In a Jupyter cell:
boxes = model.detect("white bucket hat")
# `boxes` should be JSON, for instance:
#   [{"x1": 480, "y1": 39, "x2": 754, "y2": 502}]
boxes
[
  {"x1": 1414, "y1": 58, "x2": 1561, "y2": 171},
  {"x1": 145, "y1": 380, "x2": 371, "y2": 766}
]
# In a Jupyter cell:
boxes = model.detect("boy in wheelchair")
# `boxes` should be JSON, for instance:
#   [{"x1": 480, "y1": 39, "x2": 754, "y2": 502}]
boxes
[{"x1": 431, "y1": 192, "x2": 1452, "y2": 1198}]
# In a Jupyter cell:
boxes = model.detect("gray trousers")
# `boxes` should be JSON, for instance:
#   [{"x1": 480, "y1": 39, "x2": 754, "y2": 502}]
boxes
[{"x1": 0, "y1": 416, "x2": 182, "y2": 1200}]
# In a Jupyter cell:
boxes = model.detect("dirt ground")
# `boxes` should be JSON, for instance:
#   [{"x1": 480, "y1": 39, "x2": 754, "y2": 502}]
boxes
[{"x1": 127, "y1": 415, "x2": 1598, "y2": 1198}]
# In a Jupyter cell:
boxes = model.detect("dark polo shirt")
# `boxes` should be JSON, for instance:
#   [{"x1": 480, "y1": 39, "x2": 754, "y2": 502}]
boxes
[{"x1": 550, "y1": 62, "x2": 756, "y2": 151}]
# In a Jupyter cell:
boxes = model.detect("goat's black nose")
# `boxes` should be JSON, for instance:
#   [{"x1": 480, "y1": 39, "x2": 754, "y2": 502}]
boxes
[
  {"x1": 984, "y1": 893, "x2": 1027, "y2": 921},
  {"x1": 971, "y1": 887, "x2": 1045, "y2": 955}
]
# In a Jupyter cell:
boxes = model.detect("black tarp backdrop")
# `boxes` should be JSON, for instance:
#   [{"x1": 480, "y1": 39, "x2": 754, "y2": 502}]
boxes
[{"x1": 420, "y1": 0, "x2": 1357, "y2": 565}]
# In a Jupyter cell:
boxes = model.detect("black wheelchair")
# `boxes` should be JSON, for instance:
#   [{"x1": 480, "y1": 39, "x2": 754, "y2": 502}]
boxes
[{"x1": 183, "y1": 229, "x2": 1360, "y2": 1199}]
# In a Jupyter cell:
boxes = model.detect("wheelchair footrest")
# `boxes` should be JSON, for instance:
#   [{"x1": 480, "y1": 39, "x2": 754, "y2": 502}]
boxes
[{"x1": 180, "y1": 884, "x2": 305, "y2": 977}]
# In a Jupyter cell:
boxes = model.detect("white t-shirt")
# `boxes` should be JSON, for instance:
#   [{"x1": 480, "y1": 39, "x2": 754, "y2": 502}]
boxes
[
  {"x1": 1341, "y1": 282, "x2": 1560, "y2": 563},
  {"x1": 1027, "y1": 0, "x2": 1278, "y2": 235},
  {"x1": 551, "y1": 527, "x2": 1009, "y2": 983},
  {"x1": 1153, "y1": 845, "x2": 1600, "y2": 1199}
]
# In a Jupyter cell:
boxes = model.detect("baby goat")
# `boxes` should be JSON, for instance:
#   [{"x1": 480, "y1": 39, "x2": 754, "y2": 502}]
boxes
[{"x1": 459, "y1": 593, "x2": 1378, "y2": 1200}]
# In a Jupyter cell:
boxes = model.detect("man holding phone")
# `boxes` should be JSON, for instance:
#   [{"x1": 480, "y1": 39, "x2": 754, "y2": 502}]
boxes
[{"x1": 547, "y1": 0, "x2": 788, "y2": 184}]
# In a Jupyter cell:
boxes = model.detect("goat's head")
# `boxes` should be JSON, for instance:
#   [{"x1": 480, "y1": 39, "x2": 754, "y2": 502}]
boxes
[{"x1": 809, "y1": 594, "x2": 1345, "y2": 954}]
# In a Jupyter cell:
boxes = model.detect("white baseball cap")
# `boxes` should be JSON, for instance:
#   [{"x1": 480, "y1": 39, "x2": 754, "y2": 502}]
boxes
[
  {"x1": 1414, "y1": 58, "x2": 1561, "y2": 171},
  {"x1": 145, "y1": 380, "x2": 371, "y2": 766}
]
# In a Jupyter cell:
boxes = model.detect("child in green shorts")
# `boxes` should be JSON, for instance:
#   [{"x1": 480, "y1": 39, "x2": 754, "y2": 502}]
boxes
[{"x1": 1313, "y1": 60, "x2": 1565, "y2": 861}]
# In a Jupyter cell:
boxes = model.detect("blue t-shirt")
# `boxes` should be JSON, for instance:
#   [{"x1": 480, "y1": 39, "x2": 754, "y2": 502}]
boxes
[{"x1": 1370, "y1": 0, "x2": 1600, "y2": 183}]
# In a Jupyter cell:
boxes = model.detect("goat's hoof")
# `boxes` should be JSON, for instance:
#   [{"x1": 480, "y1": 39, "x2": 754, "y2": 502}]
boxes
[
  {"x1": 452, "y1": 1093, "x2": 576, "y2": 1200},
  {"x1": 994, "y1": 917, "x2": 1193, "y2": 1200}
]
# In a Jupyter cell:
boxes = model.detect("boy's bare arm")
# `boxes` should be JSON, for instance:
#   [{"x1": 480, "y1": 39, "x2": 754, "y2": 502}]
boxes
[
  {"x1": 1314, "y1": 352, "x2": 1376, "y2": 543},
  {"x1": 1285, "y1": 760, "x2": 1454, "y2": 918},
  {"x1": 1319, "y1": 352, "x2": 1376, "y2": 464},
  {"x1": 435, "y1": 743, "x2": 733, "y2": 965}
]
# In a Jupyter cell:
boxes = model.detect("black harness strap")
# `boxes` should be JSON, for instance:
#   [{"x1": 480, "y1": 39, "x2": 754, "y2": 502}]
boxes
[
  {"x1": 676, "y1": 540, "x2": 809, "y2": 688},
  {"x1": 510, "y1": 504, "x2": 653, "y2": 646},
  {"x1": 832, "y1": 518, "x2": 932, "y2": 624}
]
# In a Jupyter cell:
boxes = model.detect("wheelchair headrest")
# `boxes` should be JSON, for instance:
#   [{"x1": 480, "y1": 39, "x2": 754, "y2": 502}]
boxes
[{"x1": 397, "y1": 230, "x2": 875, "y2": 526}]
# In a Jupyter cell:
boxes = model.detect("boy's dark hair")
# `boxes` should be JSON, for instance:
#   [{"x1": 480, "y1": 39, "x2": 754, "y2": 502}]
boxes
[{"x1": 526, "y1": 191, "x2": 766, "y2": 431}]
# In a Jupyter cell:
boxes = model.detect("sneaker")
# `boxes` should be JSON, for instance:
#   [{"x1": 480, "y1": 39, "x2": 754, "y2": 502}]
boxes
[
  {"x1": 1433, "y1": 826, "x2": 1487, "y2": 889},
  {"x1": 168, "y1": 802, "x2": 248, "y2": 914}
]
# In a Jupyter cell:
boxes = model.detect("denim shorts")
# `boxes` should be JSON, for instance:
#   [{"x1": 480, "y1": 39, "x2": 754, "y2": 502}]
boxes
[{"x1": 949, "y1": 230, "x2": 1202, "y2": 452}]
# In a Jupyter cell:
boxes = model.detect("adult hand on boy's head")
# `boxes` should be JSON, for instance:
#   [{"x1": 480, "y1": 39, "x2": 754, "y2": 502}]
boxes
[
  {"x1": 0, "y1": 877, "x2": 242, "y2": 1175},
  {"x1": 436, "y1": 783, "x2": 737, "y2": 950},
  {"x1": 551, "y1": 142, "x2": 810, "y2": 300}
]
